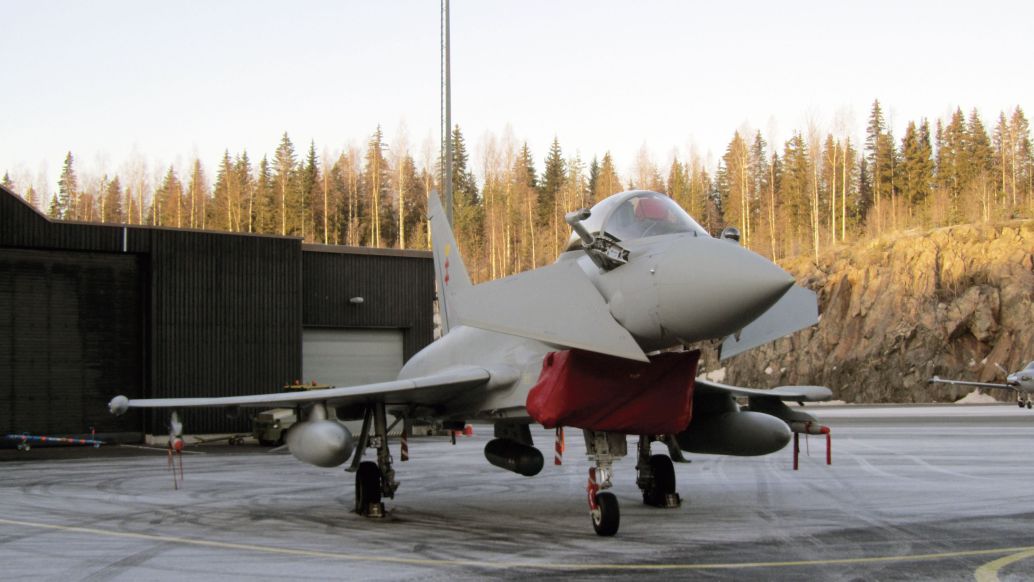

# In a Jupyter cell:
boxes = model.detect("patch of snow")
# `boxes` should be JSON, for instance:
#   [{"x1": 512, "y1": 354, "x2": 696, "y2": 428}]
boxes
[
  {"x1": 955, "y1": 389, "x2": 999, "y2": 404},
  {"x1": 800, "y1": 399, "x2": 848, "y2": 406},
  {"x1": 703, "y1": 367, "x2": 726, "y2": 382},
  {"x1": 764, "y1": 366, "x2": 773, "y2": 375},
  {"x1": 968, "y1": 359, "x2": 976, "y2": 367},
  {"x1": 980, "y1": 357, "x2": 988, "y2": 365}
]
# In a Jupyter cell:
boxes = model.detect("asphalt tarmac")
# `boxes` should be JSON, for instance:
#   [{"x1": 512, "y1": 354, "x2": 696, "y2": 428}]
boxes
[{"x1": 2, "y1": 404, "x2": 1033, "y2": 581}]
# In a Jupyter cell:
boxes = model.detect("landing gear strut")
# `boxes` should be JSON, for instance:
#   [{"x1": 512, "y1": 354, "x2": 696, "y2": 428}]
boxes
[
  {"x1": 583, "y1": 430, "x2": 626, "y2": 536},
  {"x1": 351, "y1": 402, "x2": 399, "y2": 517},
  {"x1": 636, "y1": 436, "x2": 680, "y2": 508}
]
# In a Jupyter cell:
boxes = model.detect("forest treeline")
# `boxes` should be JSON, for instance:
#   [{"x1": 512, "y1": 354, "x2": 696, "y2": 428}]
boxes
[{"x1": 4, "y1": 100, "x2": 1032, "y2": 282}]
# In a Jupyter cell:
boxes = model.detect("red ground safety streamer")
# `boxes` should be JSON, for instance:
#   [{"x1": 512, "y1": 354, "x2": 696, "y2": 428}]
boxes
[{"x1": 554, "y1": 427, "x2": 564, "y2": 465}]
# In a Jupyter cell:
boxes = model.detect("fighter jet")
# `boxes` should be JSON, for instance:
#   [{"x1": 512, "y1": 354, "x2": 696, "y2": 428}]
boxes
[
  {"x1": 930, "y1": 361, "x2": 1034, "y2": 409},
  {"x1": 110, "y1": 189, "x2": 832, "y2": 536}
]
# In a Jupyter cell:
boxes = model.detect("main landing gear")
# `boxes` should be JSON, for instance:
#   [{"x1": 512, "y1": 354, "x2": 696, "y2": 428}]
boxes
[
  {"x1": 350, "y1": 402, "x2": 399, "y2": 518},
  {"x1": 636, "y1": 436, "x2": 680, "y2": 508},
  {"x1": 1020, "y1": 395, "x2": 1032, "y2": 409}
]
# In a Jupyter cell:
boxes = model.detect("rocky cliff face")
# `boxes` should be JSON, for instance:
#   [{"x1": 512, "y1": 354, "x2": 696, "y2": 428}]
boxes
[{"x1": 716, "y1": 221, "x2": 1034, "y2": 403}]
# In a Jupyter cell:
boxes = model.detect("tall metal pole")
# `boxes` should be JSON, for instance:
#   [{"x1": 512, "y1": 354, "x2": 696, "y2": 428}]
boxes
[{"x1": 441, "y1": 0, "x2": 453, "y2": 226}]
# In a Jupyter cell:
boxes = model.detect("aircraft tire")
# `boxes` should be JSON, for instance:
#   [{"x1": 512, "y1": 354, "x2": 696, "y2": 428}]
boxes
[
  {"x1": 1027, "y1": 401, "x2": 1032, "y2": 409},
  {"x1": 643, "y1": 454, "x2": 676, "y2": 506},
  {"x1": 356, "y1": 461, "x2": 382, "y2": 514},
  {"x1": 1020, "y1": 401, "x2": 1025, "y2": 408},
  {"x1": 592, "y1": 492, "x2": 620, "y2": 536}
]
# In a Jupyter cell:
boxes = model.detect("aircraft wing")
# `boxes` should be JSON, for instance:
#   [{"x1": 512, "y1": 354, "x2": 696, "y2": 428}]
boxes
[
  {"x1": 453, "y1": 261, "x2": 649, "y2": 362},
  {"x1": 109, "y1": 367, "x2": 491, "y2": 414},
  {"x1": 695, "y1": 377, "x2": 833, "y2": 402},
  {"x1": 928, "y1": 376, "x2": 1016, "y2": 391},
  {"x1": 720, "y1": 285, "x2": 818, "y2": 360}
]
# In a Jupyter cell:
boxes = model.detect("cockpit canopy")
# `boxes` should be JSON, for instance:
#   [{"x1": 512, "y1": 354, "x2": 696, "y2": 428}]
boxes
[{"x1": 565, "y1": 190, "x2": 709, "y2": 251}]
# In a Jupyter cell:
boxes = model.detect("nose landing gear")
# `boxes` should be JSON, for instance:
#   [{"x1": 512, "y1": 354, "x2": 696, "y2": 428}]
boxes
[{"x1": 584, "y1": 430, "x2": 626, "y2": 536}]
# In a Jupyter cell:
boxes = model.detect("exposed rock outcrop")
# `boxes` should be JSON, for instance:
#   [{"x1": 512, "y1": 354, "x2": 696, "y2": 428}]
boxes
[{"x1": 716, "y1": 221, "x2": 1034, "y2": 403}]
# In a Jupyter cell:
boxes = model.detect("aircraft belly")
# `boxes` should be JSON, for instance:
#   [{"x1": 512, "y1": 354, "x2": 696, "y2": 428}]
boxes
[{"x1": 397, "y1": 326, "x2": 550, "y2": 420}]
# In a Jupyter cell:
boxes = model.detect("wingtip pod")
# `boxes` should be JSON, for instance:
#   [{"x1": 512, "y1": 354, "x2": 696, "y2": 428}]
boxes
[{"x1": 109, "y1": 395, "x2": 130, "y2": 415}]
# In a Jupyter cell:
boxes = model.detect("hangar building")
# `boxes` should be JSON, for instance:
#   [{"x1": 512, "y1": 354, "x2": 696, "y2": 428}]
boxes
[{"x1": 0, "y1": 185, "x2": 435, "y2": 440}]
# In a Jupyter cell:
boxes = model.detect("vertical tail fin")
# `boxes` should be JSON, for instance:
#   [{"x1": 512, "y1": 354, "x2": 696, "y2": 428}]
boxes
[{"x1": 428, "y1": 192, "x2": 471, "y2": 335}]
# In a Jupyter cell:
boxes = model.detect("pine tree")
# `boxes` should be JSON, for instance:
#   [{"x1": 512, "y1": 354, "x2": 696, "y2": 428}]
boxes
[
  {"x1": 186, "y1": 159, "x2": 207, "y2": 229},
  {"x1": 512, "y1": 143, "x2": 539, "y2": 269},
  {"x1": 594, "y1": 152, "x2": 622, "y2": 203},
  {"x1": 301, "y1": 141, "x2": 320, "y2": 242},
  {"x1": 539, "y1": 137, "x2": 566, "y2": 257},
  {"x1": 450, "y1": 125, "x2": 478, "y2": 206},
  {"x1": 273, "y1": 132, "x2": 298, "y2": 236},
  {"x1": 1011, "y1": 108, "x2": 1033, "y2": 209},
  {"x1": 363, "y1": 126, "x2": 390, "y2": 246},
  {"x1": 237, "y1": 151, "x2": 254, "y2": 233},
  {"x1": 255, "y1": 155, "x2": 276, "y2": 234},
  {"x1": 667, "y1": 158, "x2": 690, "y2": 212},
  {"x1": 394, "y1": 154, "x2": 422, "y2": 249},
  {"x1": 211, "y1": 151, "x2": 234, "y2": 231},
  {"x1": 103, "y1": 176, "x2": 124, "y2": 223},
  {"x1": 57, "y1": 152, "x2": 78, "y2": 220},
  {"x1": 25, "y1": 186, "x2": 38, "y2": 210},
  {"x1": 936, "y1": 109, "x2": 967, "y2": 223},
  {"x1": 719, "y1": 131, "x2": 751, "y2": 247},
  {"x1": 448, "y1": 126, "x2": 483, "y2": 270},
  {"x1": 900, "y1": 120, "x2": 934, "y2": 219},
  {"x1": 865, "y1": 100, "x2": 896, "y2": 233},
  {"x1": 587, "y1": 156, "x2": 600, "y2": 203},
  {"x1": 780, "y1": 133, "x2": 812, "y2": 256},
  {"x1": 153, "y1": 166, "x2": 184, "y2": 227},
  {"x1": 1, "y1": 172, "x2": 13, "y2": 192}
]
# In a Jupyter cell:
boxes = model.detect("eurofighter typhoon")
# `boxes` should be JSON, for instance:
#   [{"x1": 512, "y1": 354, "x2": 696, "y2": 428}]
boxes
[{"x1": 111, "y1": 190, "x2": 833, "y2": 536}]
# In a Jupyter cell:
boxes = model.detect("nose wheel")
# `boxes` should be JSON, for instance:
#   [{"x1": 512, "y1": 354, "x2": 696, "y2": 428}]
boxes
[{"x1": 590, "y1": 489, "x2": 620, "y2": 536}]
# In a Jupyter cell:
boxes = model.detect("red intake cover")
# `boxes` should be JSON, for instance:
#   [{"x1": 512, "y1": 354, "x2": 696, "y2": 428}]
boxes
[{"x1": 526, "y1": 349, "x2": 699, "y2": 434}]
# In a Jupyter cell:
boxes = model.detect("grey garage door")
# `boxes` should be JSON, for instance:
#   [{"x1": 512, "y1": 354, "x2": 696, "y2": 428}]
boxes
[{"x1": 302, "y1": 328, "x2": 404, "y2": 387}]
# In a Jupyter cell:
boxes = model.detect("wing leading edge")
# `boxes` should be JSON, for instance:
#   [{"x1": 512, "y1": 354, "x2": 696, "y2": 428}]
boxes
[
  {"x1": 109, "y1": 367, "x2": 491, "y2": 414},
  {"x1": 928, "y1": 376, "x2": 1016, "y2": 391},
  {"x1": 695, "y1": 377, "x2": 833, "y2": 402}
]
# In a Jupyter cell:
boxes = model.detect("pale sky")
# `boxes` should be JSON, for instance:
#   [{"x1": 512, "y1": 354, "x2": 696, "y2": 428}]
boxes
[{"x1": 2, "y1": 0, "x2": 1031, "y2": 198}]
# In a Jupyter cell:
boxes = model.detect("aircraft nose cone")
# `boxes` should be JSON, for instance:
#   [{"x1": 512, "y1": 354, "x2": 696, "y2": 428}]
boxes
[{"x1": 657, "y1": 236, "x2": 795, "y2": 342}]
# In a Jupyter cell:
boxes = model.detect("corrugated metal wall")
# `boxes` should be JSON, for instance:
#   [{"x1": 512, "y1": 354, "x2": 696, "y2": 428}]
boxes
[
  {"x1": 1, "y1": 186, "x2": 434, "y2": 437},
  {"x1": 147, "y1": 229, "x2": 302, "y2": 434},
  {"x1": 0, "y1": 248, "x2": 144, "y2": 436}
]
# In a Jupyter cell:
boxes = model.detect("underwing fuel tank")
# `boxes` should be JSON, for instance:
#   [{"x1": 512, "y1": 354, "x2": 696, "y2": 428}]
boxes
[
  {"x1": 484, "y1": 438, "x2": 544, "y2": 476},
  {"x1": 603, "y1": 235, "x2": 796, "y2": 347},
  {"x1": 285, "y1": 420, "x2": 354, "y2": 468},
  {"x1": 675, "y1": 410, "x2": 791, "y2": 456}
]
